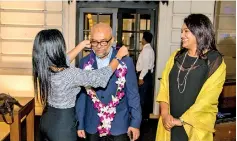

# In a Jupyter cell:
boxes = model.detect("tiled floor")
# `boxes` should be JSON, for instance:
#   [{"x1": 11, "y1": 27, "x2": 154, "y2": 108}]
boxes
[{"x1": 4, "y1": 116, "x2": 158, "y2": 141}]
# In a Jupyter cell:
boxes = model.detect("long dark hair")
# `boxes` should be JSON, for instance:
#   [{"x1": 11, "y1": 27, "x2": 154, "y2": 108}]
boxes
[
  {"x1": 175, "y1": 14, "x2": 217, "y2": 59},
  {"x1": 32, "y1": 29, "x2": 69, "y2": 105}
]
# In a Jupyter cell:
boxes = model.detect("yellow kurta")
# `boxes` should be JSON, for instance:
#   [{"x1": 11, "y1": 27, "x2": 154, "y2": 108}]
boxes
[{"x1": 155, "y1": 50, "x2": 226, "y2": 141}]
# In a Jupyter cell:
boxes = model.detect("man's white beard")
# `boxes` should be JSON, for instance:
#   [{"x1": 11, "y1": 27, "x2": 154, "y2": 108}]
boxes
[{"x1": 93, "y1": 48, "x2": 111, "y2": 59}]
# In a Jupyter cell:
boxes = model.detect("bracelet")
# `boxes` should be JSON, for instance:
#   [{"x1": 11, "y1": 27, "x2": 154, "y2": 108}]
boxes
[{"x1": 179, "y1": 118, "x2": 185, "y2": 125}]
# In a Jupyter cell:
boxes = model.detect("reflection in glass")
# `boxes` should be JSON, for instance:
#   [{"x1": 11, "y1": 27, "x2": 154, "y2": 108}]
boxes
[
  {"x1": 99, "y1": 14, "x2": 111, "y2": 26},
  {"x1": 83, "y1": 31, "x2": 91, "y2": 57},
  {"x1": 84, "y1": 13, "x2": 112, "y2": 31},
  {"x1": 135, "y1": 51, "x2": 140, "y2": 60},
  {"x1": 140, "y1": 19, "x2": 147, "y2": 30},
  {"x1": 147, "y1": 20, "x2": 150, "y2": 30},
  {"x1": 83, "y1": 31, "x2": 91, "y2": 40},
  {"x1": 84, "y1": 13, "x2": 97, "y2": 30},
  {"x1": 140, "y1": 14, "x2": 151, "y2": 30},
  {"x1": 139, "y1": 33, "x2": 143, "y2": 50},
  {"x1": 123, "y1": 19, "x2": 135, "y2": 31},
  {"x1": 122, "y1": 33, "x2": 135, "y2": 49}
]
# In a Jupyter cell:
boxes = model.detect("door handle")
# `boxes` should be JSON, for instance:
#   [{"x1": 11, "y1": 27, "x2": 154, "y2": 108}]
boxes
[{"x1": 158, "y1": 78, "x2": 162, "y2": 80}]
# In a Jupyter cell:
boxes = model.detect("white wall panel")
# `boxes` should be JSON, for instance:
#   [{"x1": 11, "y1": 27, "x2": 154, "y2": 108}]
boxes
[
  {"x1": 0, "y1": 1, "x2": 66, "y2": 72},
  {"x1": 173, "y1": 1, "x2": 191, "y2": 14},
  {"x1": 2, "y1": 42, "x2": 33, "y2": 55},
  {"x1": 191, "y1": 1, "x2": 215, "y2": 14},
  {"x1": 46, "y1": 14, "x2": 62, "y2": 26},
  {"x1": 0, "y1": 75, "x2": 34, "y2": 96},
  {"x1": 172, "y1": 15, "x2": 186, "y2": 29},
  {"x1": 1, "y1": 27, "x2": 43, "y2": 39},
  {"x1": 0, "y1": 2, "x2": 44, "y2": 10},
  {"x1": 2, "y1": 56, "x2": 31, "y2": 63},
  {"x1": 46, "y1": 1, "x2": 62, "y2": 11},
  {"x1": 1, "y1": 12, "x2": 44, "y2": 25},
  {"x1": 171, "y1": 30, "x2": 181, "y2": 43},
  {"x1": 170, "y1": 45, "x2": 180, "y2": 54}
]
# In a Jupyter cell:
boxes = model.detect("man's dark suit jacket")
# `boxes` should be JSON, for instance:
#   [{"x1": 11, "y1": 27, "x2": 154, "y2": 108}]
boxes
[{"x1": 75, "y1": 48, "x2": 142, "y2": 135}]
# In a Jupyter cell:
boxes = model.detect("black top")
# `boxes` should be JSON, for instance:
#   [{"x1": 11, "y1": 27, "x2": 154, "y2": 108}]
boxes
[{"x1": 169, "y1": 50, "x2": 222, "y2": 141}]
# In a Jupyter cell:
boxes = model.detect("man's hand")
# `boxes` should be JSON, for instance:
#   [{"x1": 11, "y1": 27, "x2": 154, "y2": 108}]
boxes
[
  {"x1": 127, "y1": 127, "x2": 140, "y2": 141},
  {"x1": 77, "y1": 130, "x2": 86, "y2": 138},
  {"x1": 138, "y1": 79, "x2": 144, "y2": 86},
  {"x1": 161, "y1": 114, "x2": 175, "y2": 131}
]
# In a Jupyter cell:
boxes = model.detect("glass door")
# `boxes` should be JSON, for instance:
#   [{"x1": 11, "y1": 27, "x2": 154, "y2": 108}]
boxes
[
  {"x1": 117, "y1": 9, "x2": 155, "y2": 63},
  {"x1": 78, "y1": 8, "x2": 118, "y2": 58}
]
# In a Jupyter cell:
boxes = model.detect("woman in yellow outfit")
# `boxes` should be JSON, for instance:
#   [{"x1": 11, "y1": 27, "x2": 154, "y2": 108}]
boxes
[{"x1": 156, "y1": 14, "x2": 226, "y2": 141}]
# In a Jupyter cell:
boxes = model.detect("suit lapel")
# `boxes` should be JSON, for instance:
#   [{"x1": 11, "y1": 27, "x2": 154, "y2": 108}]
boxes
[
  {"x1": 90, "y1": 52, "x2": 98, "y2": 69},
  {"x1": 110, "y1": 47, "x2": 117, "y2": 63}
]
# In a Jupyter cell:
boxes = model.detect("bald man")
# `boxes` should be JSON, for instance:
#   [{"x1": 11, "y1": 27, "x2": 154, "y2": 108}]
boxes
[{"x1": 75, "y1": 23, "x2": 142, "y2": 141}]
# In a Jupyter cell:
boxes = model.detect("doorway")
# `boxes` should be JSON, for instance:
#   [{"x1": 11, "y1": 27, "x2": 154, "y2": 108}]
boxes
[
  {"x1": 76, "y1": 2, "x2": 157, "y2": 63},
  {"x1": 76, "y1": 0, "x2": 158, "y2": 122}
]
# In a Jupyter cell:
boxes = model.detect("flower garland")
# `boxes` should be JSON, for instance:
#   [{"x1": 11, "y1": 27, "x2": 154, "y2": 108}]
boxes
[{"x1": 83, "y1": 53, "x2": 127, "y2": 137}]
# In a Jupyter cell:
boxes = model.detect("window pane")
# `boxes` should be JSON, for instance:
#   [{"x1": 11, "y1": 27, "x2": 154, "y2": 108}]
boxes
[
  {"x1": 83, "y1": 31, "x2": 92, "y2": 56},
  {"x1": 84, "y1": 13, "x2": 97, "y2": 30},
  {"x1": 122, "y1": 33, "x2": 135, "y2": 49},
  {"x1": 128, "y1": 50, "x2": 136, "y2": 63},
  {"x1": 122, "y1": 13, "x2": 136, "y2": 31},
  {"x1": 83, "y1": 31, "x2": 91, "y2": 40},
  {"x1": 140, "y1": 19, "x2": 147, "y2": 30},
  {"x1": 123, "y1": 19, "x2": 135, "y2": 31},
  {"x1": 140, "y1": 14, "x2": 151, "y2": 30},
  {"x1": 139, "y1": 33, "x2": 143, "y2": 50},
  {"x1": 147, "y1": 20, "x2": 150, "y2": 30},
  {"x1": 99, "y1": 14, "x2": 111, "y2": 26}
]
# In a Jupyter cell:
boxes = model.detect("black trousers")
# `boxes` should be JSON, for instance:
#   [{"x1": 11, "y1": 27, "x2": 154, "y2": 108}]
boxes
[
  {"x1": 138, "y1": 71, "x2": 153, "y2": 119},
  {"x1": 39, "y1": 106, "x2": 78, "y2": 141},
  {"x1": 85, "y1": 132, "x2": 130, "y2": 141}
]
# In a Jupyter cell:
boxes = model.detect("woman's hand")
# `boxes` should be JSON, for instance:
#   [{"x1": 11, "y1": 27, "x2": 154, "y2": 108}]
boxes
[
  {"x1": 67, "y1": 40, "x2": 91, "y2": 62},
  {"x1": 78, "y1": 40, "x2": 91, "y2": 49},
  {"x1": 116, "y1": 46, "x2": 128, "y2": 59},
  {"x1": 173, "y1": 118, "x2": 183, "y2": 126},
  {"x1": 161, "y1": 114, "x2": 175, "y2": 131}
]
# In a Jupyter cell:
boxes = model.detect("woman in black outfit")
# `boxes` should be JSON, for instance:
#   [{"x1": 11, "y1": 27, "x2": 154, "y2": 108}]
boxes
[{"x1": 156, "y1": 14, "x2": 226, "y2": 141}]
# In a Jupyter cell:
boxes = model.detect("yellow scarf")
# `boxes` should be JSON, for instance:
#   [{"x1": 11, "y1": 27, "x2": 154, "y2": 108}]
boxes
[{"x1": 155, "y1": 50, "x2": 226, "y2": 141}]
